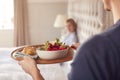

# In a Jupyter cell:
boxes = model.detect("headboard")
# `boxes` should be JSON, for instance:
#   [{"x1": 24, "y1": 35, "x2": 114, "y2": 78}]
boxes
[{"x1": 68, "y1": 0, "x2": 114, "y2": 44}]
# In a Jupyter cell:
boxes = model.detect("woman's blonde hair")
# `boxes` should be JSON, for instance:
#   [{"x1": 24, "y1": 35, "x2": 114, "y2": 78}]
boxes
[{"x1": 66, "y1": 18, "x2": 77, "y2": 31}]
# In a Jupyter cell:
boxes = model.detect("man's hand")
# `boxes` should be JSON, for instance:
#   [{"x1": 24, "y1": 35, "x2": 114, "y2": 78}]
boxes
[
  {"x1": 18, "y1": 56, "x2": 38, "y2": 76},
  {"x1": 71, "y1": 43, "x2": 80, "y2": 49},
  {"x1": 19, "y1": 56, "x2": 44, "y2": 80}
]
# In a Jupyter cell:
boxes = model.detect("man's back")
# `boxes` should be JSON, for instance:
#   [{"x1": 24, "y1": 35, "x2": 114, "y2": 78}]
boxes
[{"x1": 68, "y1": 19, "x2": 120, "y2": 80}]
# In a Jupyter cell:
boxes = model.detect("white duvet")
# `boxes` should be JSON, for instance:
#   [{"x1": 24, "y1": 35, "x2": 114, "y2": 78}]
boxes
[{"x1": 0, "y1": 48, "x2": 67, "y2": 80}]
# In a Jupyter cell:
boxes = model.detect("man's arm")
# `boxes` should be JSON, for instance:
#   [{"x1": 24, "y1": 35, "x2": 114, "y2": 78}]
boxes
[
  {"x1": 31, "y1": 69, "x2": 44, "y2": 80},
  {"x1": 19, "y1": 56, "x2": 44, "y2": 80}
]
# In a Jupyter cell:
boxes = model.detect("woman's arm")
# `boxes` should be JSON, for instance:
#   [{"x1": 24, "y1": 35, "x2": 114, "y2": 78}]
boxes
[
  {"x1": 18, "y1": 56, "x2": 44, "y2": 80},
  {"x1": 71, "y1": 43, "x2": 80, "y2": 49}
]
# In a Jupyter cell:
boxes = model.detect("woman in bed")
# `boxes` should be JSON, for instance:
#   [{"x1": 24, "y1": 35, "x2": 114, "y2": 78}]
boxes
[
  {"x1": 60, "y1": 18, "x2": 80, "y2": 75},
  {"x1": 60, "y1": 18, "x2": 78, "y2": 46}
]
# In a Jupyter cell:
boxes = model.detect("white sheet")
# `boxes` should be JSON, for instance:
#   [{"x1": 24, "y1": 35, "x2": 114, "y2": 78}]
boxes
[{"x1": 0, "y1": 48, "x2": 67, "y2": 80}]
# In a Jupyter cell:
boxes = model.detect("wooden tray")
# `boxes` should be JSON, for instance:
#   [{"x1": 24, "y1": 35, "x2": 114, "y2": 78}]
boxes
[{"x1": 11, "y1": 45, "x2": 74, "y2": 64}]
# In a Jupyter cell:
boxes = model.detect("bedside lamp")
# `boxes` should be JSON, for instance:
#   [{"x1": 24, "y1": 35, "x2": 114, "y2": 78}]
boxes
[{"x1": 54, "y1": 14, "x2": 67, "y2": 28}]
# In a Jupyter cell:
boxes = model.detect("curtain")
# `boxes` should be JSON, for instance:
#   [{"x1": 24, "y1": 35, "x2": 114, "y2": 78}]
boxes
[{"x1": 14, "y1": 0, "x2": 30, "y2": 46}]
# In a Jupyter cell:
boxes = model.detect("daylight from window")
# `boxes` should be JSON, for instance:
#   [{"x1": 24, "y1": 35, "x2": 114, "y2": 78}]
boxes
[{"x1": 0, "y1": 0, "x2": 14, "y2": 29}]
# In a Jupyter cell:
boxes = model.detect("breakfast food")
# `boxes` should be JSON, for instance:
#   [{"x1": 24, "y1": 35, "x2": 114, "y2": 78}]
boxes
[
  {"x1": 12, "y1": 38, "x2": 69, "y2": 60},
  {"x1": 39, "y1": 38, "x2": 68, "y2": 51},
  {"x1": 36, "y1": 38, "x2": 69, "y2": 60},
  {"x1": 22, "y1": 46, "x2": 36, "y2": 55},
  {"x1": 13, "y1": 46, "x2": 38, "y2": 59}
]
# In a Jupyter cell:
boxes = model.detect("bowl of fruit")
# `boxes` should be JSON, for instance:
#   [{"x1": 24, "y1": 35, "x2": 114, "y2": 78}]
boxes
[{"x1": 36, "y1": 38, "x2": 69, "y2": 60}]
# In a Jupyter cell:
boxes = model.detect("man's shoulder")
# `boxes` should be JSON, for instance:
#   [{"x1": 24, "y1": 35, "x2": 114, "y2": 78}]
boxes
[
  {"x1": 81, "y1": 35, "x2": 110, "y2": 50},
  {"x1": 76, "y1": 20, "x2": 120, "y2": 59},
  {"x1": 102, "y1": 20, "x2": 120, "y2": 37},
  {"x1": 82, "y1": 20, "x2": 120, "y2": 51},
  {"x1": 76, "y1": 34, "x2": 113, "y2": 58}
]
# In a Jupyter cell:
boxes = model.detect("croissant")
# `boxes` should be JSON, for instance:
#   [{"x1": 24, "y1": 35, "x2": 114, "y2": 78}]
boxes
[{"x1": 22, "y1": 46, "x2": 36, "y2": 55}]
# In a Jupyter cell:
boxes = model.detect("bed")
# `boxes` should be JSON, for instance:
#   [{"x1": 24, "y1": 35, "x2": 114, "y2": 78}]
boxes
[{"x1": 0, "y1": 48, "x2": 67, "y2": 80}]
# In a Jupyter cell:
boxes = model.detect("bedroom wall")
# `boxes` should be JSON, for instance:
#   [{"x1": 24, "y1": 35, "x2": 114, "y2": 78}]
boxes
[
  {"x1": 68, "y1": 0, "x2": 114, "y2": 44},
  {"x1": 28, "y1": 1, "x2": 67, "y2": 45},
  {"x1": 0, "y1": 30, "x2": 14, "y2": 47},
  {"x1": 0, "y1": 0, "x2": 67, "y2": 47}
]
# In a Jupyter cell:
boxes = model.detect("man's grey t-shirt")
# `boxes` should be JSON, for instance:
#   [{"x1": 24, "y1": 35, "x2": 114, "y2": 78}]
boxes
[{"x1": 68, "y1": 20, "x2": 120, "y2": 80}]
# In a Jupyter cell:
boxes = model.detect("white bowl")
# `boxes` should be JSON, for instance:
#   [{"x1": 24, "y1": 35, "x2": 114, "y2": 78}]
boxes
[{"x1": 36, "y1": 48, "x2": 68, "y2": 60}]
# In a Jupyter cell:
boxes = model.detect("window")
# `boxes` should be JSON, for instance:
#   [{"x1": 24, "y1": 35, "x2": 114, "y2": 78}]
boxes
[{"x1": 0, "y1": 0, "x2": 14, "y2": 30}]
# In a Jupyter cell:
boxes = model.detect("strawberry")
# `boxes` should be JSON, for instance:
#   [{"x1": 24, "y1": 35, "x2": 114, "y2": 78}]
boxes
[
  {"x1": 39, "y1": 38, "x2": 68, "y2": 51},
  {"x1": 47, "y1": 48, "x2": 52, "y2": 51},
  {"x1": 52, "y1": 47, "x2": 58, "y2": 51},
  {"x1": 59, "y1": 47, "x2": 66, "y2": 50}
]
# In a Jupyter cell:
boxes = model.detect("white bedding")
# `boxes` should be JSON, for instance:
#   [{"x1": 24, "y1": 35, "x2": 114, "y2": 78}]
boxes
[{"x1": 0, "y1": 48, "x2": 67, "y2": 80}]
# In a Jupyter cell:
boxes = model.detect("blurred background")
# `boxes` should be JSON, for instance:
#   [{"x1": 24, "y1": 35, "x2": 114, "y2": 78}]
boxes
[{"x1": 0, "y1": 0, "x2": 113, "y2": 47}]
